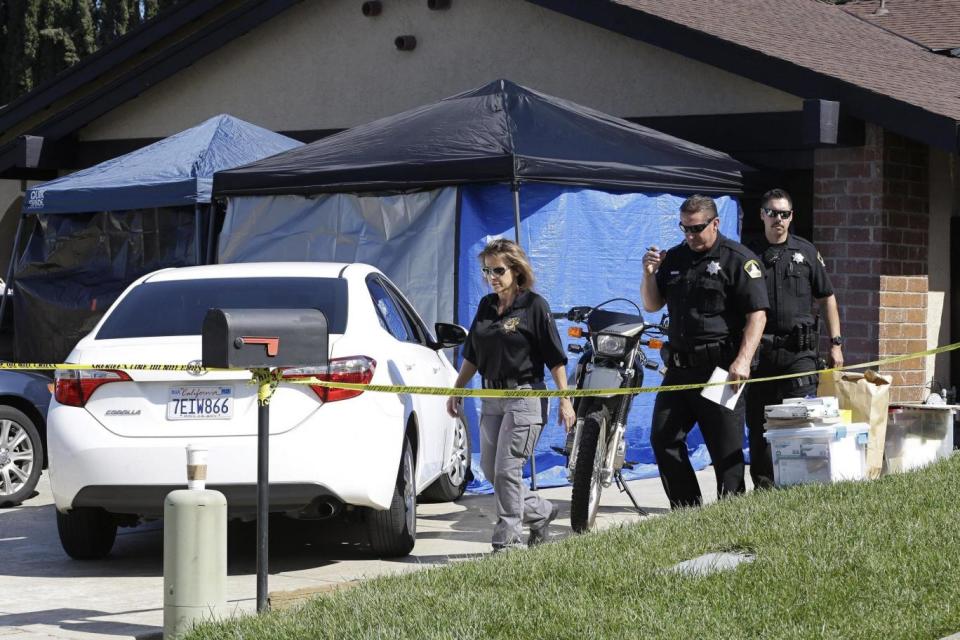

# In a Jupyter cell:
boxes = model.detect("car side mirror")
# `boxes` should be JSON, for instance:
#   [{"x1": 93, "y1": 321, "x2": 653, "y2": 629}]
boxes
[{"x1": 433, "y1": 322, "x2": 467, "y2": 349}]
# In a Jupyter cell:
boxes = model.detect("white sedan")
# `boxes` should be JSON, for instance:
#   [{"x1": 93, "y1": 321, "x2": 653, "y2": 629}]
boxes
[{"x1": 47, "y1": 262, "x2": 470, "y2": 559}]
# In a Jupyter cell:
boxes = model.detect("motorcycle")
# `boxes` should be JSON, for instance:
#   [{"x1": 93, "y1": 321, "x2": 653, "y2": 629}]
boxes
[{"x1": 552, "y1": 299, "x2": 666, "y2": 533}]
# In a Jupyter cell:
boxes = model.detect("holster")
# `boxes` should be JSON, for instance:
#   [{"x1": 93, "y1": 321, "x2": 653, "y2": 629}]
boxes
[
  {"x1": 763, "y1": 324, "x2": 819, "y2": 352},
  {"x1": 662, "y1": 341, "x2": 737, "y2": 369}
]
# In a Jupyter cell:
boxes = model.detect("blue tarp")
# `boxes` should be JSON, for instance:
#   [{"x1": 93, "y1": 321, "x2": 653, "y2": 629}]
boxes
[
  {"x1": 21, "y1": 114, "x2": 302, "y2": 215},
  {"x1": 457, "y1": 183, "x2": 740, "y2": 493}
]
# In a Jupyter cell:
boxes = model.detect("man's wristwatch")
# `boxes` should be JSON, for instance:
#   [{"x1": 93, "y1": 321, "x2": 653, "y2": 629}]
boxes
[{"x1": 830, "y1": 335, "x2": 843, "y2": 346}]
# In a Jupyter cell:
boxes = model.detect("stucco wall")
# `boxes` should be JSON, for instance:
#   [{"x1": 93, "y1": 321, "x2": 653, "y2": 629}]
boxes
[
  {"x1": 0, "y1": 180, "x2": 29, "y2": 281},
  {"x1": 79, "y1": 0, "x2": 800, "y2": 140}
]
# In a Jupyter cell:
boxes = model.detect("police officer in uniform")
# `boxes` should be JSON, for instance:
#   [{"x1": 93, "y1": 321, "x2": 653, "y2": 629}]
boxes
[
  {"x1": 447, "y1": 239, "x2": 576, "y2": 551},
  {"x1": 642, "y1": 195, "x2": 769, "y2": 508},
  {"x1": 745, "y1": 188, "x2": 843, "y2": 489}
]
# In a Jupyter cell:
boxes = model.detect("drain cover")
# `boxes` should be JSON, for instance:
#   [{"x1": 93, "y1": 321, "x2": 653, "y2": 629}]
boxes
[{"x1": 669, "y1": 551, "x2": 755, "y2": 577}]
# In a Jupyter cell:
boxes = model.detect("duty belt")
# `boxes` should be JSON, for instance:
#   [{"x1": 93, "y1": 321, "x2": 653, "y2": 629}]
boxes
[
  {"x1": 763, "y1": 324, "x2": 818, "y2": 352},
  {"x1": 664, "y1": 342, "x2": 736, "y2": 369},
  {"x1": 482, "y1": 376, "x2": 543, "y2": 389}
]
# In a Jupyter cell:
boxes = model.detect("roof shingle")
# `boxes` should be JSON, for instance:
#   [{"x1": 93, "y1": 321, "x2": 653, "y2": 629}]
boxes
[
  {"x1": 614, "y1": 0, "x2": 960, "y2": 121},
  {"x1": 843, "y1": 0, "x2": 960, "y2": 52}
]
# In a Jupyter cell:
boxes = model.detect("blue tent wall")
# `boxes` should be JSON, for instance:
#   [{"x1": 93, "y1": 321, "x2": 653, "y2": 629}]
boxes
[{"x1": 457, "y1": 183, "x2": 740, "y2": 492}]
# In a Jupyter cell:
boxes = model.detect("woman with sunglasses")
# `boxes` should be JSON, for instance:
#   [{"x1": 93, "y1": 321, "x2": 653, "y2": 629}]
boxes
[{"x1": 446, "y1": 238, "x2": 576, "y2": 552}]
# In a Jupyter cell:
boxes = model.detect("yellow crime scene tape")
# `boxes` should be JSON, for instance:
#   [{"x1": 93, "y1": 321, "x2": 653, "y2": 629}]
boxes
[{"x1": 2, "y1": 341, "x2": 957, "y2": 399}]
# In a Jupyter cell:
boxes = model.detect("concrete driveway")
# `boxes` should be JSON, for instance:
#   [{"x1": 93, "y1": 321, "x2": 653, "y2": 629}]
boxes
[{"x1": 1, "y1": 469, "x2": 725, "y2": 639}]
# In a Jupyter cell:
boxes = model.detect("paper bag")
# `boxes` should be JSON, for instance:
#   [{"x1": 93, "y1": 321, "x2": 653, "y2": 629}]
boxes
[
  {"x1": 817, "y1": 368, "x2": 837, "y2": 399},
  {"x1": 826, "y1": 370, "x2": 892, "y2": 479}
]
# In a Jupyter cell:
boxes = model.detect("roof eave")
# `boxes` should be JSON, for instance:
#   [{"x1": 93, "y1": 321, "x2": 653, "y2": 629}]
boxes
[{"x1": 526, "y1": 0, "x2": 960, "y2": 154}]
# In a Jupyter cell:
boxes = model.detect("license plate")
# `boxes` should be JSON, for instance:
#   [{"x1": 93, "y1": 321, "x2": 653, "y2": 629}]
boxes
[{"x1": 167, "y1": 386, "x2": 234, "y2": 420}]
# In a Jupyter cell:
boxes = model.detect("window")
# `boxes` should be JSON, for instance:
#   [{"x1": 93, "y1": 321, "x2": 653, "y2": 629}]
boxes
[
  {"x1": 367, "y1": 279, "x2": 412, "y2": 342},
  {"x1": 381, "y1": 280, "x2": 435, "y2": 346},
  {"x1": 97, "y1": 277, "x2": 348, "y2": 339}
]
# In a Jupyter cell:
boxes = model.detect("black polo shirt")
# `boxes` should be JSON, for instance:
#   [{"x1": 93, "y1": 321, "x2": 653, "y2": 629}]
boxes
[
  {"x1": 746, "y1": 233, "x2": 834, "y2": 335},
  {"x1": 655, "y1": 233, "x2": 769, "y2": 352},
  {"x1": 462, "y1": 290, "x2": 567, "y2": 382}
]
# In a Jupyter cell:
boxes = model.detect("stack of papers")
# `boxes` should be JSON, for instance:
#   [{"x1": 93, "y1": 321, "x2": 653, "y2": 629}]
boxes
[
  {"x1": 699, "y1": 367, "x2": 745, "y2": 410},
  {"x1": 764, "y1": 396, "x2": 841, "y2": 429}
]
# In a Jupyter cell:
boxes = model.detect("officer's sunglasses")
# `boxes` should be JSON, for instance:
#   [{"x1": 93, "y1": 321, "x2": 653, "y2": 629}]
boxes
[
  {"x1": 481, "y1": 266, "x2": 509, "y2": 277},
  {"x1": 678, "y1": 217, "x2": 717, "y2": 234},
  {"x1": 762, "y1": 207, "x2": 793, "y2": 220}
]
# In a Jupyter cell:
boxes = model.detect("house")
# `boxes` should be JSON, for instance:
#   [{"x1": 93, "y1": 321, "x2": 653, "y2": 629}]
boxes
[{"x1": 0, "y1": 0, "x2": 956, "y2": 401}]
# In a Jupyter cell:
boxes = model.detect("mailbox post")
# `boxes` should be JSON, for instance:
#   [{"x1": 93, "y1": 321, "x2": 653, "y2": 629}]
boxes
[{"x1": 201, "y1": 308, "x2": 328, "y2": 613}]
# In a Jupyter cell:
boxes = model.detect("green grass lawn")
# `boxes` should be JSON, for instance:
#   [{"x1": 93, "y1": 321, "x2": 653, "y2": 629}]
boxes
[{"x1": 188, "y1": 456, "x2": 960, "y2": 639}]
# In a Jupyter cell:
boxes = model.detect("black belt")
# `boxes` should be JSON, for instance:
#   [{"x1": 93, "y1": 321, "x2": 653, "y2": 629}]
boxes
[
  {"x1": 763, "y1": 324, "x2": 818, "y2": 352},
  {"x1": 483, "y1": 376, "x2": 543, "y2": 389},
  {"x1": 666, "y1": 342, "x2": 736, "y2": 369}
]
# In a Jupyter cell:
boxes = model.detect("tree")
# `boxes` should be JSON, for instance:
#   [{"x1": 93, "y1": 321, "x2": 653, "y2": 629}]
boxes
[
  {"x1": 0, "y1": 0, "x2": 40, "y2": 105},
  {"x1": 0, "y1": 0, "x2": 182, "y2": 105}
]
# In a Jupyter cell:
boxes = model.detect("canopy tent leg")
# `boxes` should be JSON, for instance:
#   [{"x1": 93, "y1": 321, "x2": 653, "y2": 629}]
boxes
[
  {"x1": 194, "y1": 205, "x2": 202, "y2": 265},
  {"x1": 512, "y1": 181, "x2": 539, "y2": 490},
  {"x1": 0, "y1": 216, "x2": 26, "y2": 335},
  {"x1": 512, "y1": 182, "x2": 521, "y2": 245},
  {"x1": 206, "y1": 203, "x2": 217, "y2": 264}
]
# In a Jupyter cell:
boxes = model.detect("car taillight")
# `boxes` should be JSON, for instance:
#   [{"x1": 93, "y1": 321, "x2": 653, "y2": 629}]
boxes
[
  {"x1": 54, "y1": 369, "x2": 132, "y2": 407},
  {"x1": 282, "y1": 356, "x2": 376, "y2": 403}
]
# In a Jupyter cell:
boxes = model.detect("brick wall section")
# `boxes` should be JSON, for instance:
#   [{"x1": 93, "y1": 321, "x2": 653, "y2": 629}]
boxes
[
  {"x1": 813, "y1": 124, "x2": 930, "y2": 399},
  {"x1": 879, "y1": 276, "x2": 928, "y2": 403}
]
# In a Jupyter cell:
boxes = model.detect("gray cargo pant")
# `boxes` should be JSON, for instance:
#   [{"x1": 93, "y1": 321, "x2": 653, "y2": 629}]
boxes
[{"x1": 479, "y1": 386, "x2": 554, "y2": 546}]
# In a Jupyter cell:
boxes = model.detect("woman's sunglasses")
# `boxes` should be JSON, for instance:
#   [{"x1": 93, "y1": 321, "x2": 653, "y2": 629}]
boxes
[
  {"x1": 762, "y1": 207, "x2": 793, "y2": 220},
  {"x1": 678, "y1": 217, "x2": 717, "y2": 234},
  {"x1": 481, "y1": 266, "x2": 509, "y2": 277}
]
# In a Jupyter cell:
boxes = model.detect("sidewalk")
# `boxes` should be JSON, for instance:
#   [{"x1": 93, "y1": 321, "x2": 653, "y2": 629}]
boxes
[{"x1": 0, "y1": 468, "x2": 730, "y2": 639}]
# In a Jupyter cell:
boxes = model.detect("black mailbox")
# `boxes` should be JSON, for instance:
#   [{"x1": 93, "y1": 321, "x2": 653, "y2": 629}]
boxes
[{"x1": 201, "y1": 308, "x2": 329, "y2": 369}]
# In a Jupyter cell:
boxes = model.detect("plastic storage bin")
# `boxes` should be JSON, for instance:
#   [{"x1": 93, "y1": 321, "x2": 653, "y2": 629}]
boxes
[
  {"x1": 884, "y1": 404, "x2": 956, "y2": 474},
  {"x1": 763, "y1": 423, "x2": 870, "y2": 487}
]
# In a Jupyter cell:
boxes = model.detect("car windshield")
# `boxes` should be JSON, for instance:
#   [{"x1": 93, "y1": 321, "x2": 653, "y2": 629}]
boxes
[{"x1": 96, "y1": 277, "x2": 348, "y2": 339}]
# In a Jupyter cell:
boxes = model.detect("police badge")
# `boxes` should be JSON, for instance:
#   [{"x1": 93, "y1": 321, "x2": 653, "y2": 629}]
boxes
[{"x1": 502, "y1": 317, "x2": 520, "y2": 333}]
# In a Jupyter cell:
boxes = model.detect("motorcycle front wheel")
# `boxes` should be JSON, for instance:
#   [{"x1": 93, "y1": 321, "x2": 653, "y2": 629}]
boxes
[{"x1": 570, "y1": 411, "x2": 607, "y2": 533}]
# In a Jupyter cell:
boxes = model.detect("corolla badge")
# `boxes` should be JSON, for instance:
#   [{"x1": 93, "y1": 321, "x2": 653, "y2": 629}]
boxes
[{"x1": 105, "y1": 409, "x2": 141, "y2": 416}]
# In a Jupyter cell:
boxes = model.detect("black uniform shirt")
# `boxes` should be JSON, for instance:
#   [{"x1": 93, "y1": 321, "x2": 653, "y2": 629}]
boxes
[
  {"x1": 746, "y1": 234, "x2": 833, "y2": 335},
  {"x1": 462, "y1": 290, "x2": 567, "y2": 381},
  {"x1": 655, "y1": 233, "x2": 769, "y2": 352}
]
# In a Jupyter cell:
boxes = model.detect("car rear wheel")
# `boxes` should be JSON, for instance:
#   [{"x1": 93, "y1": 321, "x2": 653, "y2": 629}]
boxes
[
  {"x1": 365, "y1": 436, "x2": 416, "y2": 557},
  {"x1": 56, "y1": 507, "x2": 118, "y2": 559},
  {"x1": 421, "y1": 416, "x2": 471, "y2": 502},
  {"x1": 0, "y1": 406, "x2": 43, "y2": 508}
]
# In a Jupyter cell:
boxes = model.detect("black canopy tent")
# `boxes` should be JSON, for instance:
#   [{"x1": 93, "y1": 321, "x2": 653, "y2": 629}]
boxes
[{"x1": 213, "y1": 79, "x2": 748, "y2": 242}]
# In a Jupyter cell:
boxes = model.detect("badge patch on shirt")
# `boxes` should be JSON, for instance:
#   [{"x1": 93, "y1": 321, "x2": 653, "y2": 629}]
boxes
[
  {"x1": 817, "y1": 252, "x2": 826, "y2": 267},
  {"x1": 502, "y1": 317, "x2": 520, "y2": 333},
  {"x1": 792, "y1": 252, "x2": 805, "y2": 264},
  {"x1": 744, "y1": 259, "x2": 762, "y2": 279},
  {"x1": 706, "y1": 261, "x2": 721, "y2": 275}
]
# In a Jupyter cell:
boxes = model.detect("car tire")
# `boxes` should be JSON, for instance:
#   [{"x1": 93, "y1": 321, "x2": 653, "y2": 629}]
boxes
[
  {"x1": 365, "y1": 435, "x2": 416, "y2": 557},
  {"x1": 56, "y1": 507, "x2": 118, "y2": 560},
  {"x1": 0, "y1": 406, "x2": 43, "y2": 508},
  {"x1": 421, "y1": 416, "x2": 471, "y2": 503}
]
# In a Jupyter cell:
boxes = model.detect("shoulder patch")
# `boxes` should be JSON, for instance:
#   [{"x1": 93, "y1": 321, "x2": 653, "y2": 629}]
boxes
[
  {"x1": 817, "y1": 252, "x2": 826, "y2": 267},
  {"x1": 744, "y1": 259, "x2": 762, "y2": 279}
]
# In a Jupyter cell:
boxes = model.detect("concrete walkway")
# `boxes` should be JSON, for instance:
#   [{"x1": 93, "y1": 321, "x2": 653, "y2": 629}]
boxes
[{"x1": 1, "y1": 468, "x2": 729, "y2": 639}]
